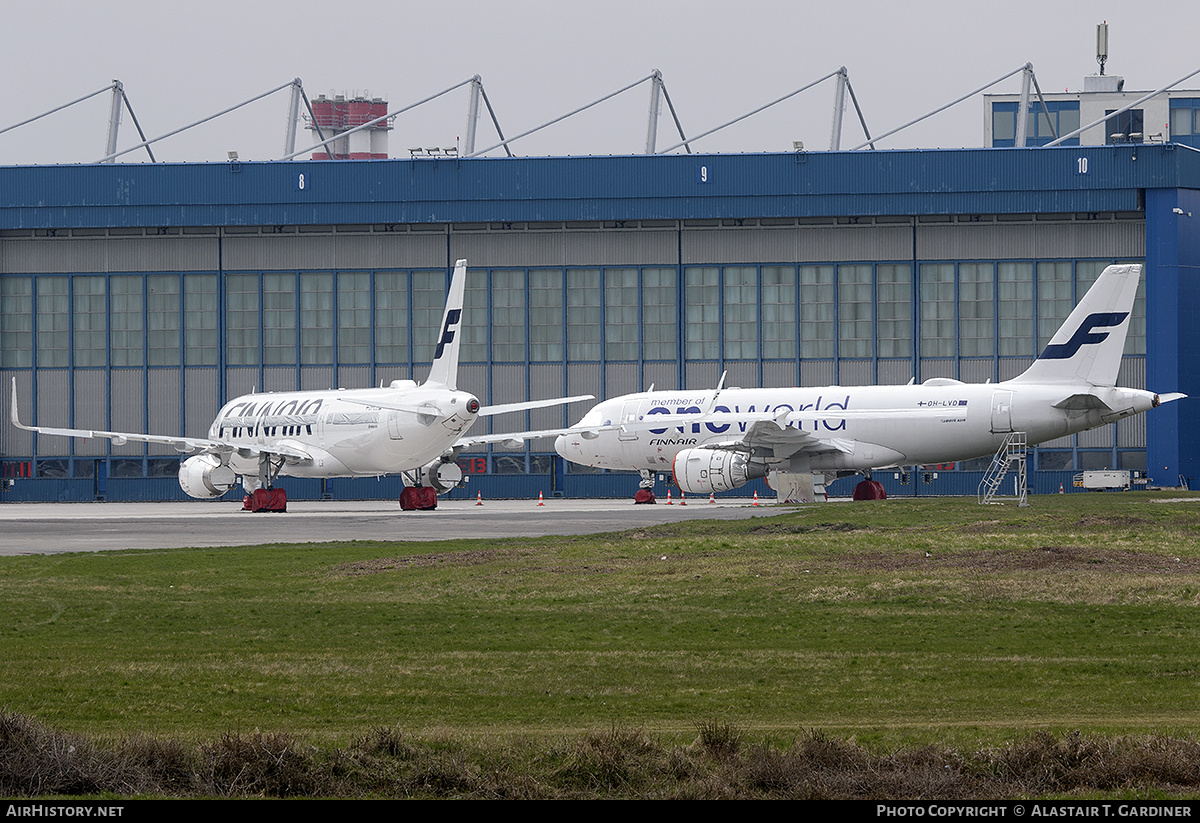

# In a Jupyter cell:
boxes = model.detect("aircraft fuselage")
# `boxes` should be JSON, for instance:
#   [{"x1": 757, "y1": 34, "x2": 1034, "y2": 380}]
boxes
[
  {"x1": 212, "y1": 385, "x2": 480, "y2": 479},
  {"x1": 554, "y1": 381, "x2": 1159, "y2": 473}
]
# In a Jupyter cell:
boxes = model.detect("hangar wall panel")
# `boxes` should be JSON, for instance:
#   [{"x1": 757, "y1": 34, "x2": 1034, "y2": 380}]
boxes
[
  {"x1": 455, "y1": 226, "x2": 678, "y2": 267},
  {"x1": 723, "y1": 361, "x2": 758, "y2": 391},
  {"x1": 682, "y1": 223, "x2": 913, "y2": 265},
  {"x1": 915, "y1": 219, "x2": 1144, "y2": 261},
  {"x1": 1, "y1": 236, "x2": 218, "y2": 273},
  {"x1": 643, "y1": 362, "x2": 678, "y2": 392},
  {"x1": 959, "y1": 359, "x2": 994, "y2": 383},
  {"x1": 110, "y1": 369, "x2": 144, "y2": 455},
  {"x1": 568, "y1": 362, "x2": 603, "y2": 401},
  {"x1": 337, "y1": 366, "x2": 370, "y2": 391},
  {"x1": 226, "y1": 368, "x2": 259, "y2": 400},
  {"x1": 300, "y1": 366, "x2": 335, "y2": 391},
  {"x1": 800, "y1": 361, "x2": 836, "y2": 386},
  {"x1": 222, "y1": 232, "x2": 446, "y2": 271},
  {"x1": 72, "y1": 370, "x2": 106, "y2": 455},
  {"x1": 603, "y1": 363, "x2": 638, "y2": 396},
  {"x1": 147, "y1": 369, "x2": 181, "y2": 453},
  {"x1": 185, "y1": 369, "x2": 218, "y2": 438},
  {"x1": 762, "y1": 360, "x2": 797, "y2": 388}
]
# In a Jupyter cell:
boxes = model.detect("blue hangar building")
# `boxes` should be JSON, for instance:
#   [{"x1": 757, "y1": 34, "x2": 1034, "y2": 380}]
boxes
[{"x1": 1, "y1": 144, "x2": 1198, "y2": 501}]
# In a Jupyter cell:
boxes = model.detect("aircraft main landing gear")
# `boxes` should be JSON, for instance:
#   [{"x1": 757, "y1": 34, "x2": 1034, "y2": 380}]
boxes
[
  {"x1": 634, "y1": 469, "x2": 656, "y2": 504},
  {"x1": 399, "y1": 485, "x2": 438, "y2": 510},
  {"x1": 242, "y1": 454, "x2": 288, "y2": 511}
]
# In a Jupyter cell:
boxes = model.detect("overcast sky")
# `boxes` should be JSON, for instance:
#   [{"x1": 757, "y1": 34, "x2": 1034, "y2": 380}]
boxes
[{"x1": 3, "y1": 0, "x2": 1197, "y2": 164}]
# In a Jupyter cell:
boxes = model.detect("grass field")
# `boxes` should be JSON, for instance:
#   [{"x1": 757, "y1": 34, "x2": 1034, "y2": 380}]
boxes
[{"x1": 3, "y1": 491, "x2": 1199, "y2": 761}]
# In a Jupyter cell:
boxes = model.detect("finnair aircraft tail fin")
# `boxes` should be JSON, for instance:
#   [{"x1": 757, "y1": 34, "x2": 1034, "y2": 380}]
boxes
[
  {"x1": 424, "y1": 259, "x2": 468, "y2": 390},
  {"x1": 1010, "y1": 263, "x2": 1141, "y2": 387}
]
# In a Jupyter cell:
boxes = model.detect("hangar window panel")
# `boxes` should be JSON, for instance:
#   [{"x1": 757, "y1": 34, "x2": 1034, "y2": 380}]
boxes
[
  {"x1": 1058, "y1": 107, "x2": 1080, "y2": 135},
  {"x1": 262, "y1": 273, "x2": 297, "y2": 366},
  {"x1": 411, "y1": 270, "x2": 446, "y2": 364},
  {"x1": 641, "y1": 267, "x2": 676, "y2": 361},
  {"x1": 685, "y1": 267, "x2": 719, "y2": 360},
  {"x1": 490, "y1": 269, "x2": 526, "y2": 363},
  {"x1": 183, "y1": 274, "x2": 218, "y2": 366},
  {"x1": 723, "y1": 266, "x2": 758, "y2": 360},
  {"x1": 1169, "y1": 107, "x2": 1193, "y2": 136},
  {"x1": 1037, "y1": 450, "x2": 1073, "y2": 471},
  {"x1": 530, "y1": 268, "x2": 563, "y2": 362},
  {"x1": 567, "y1": 269, "x2": 601, "y2": 361},
  {"x1": 876, "y1": 264, "x2": 912, "y2": 359},
  {"x1": 919, "y1": 264, "x2": 955, "y2": 358},
  {"x1": 225, "y1": 274, "x2": 259, "y2": 366},
  {"x1": 1105, "y1": 109, "x2": 1143, "y2": 143},
  {"x1": 110, "y1": 275, "x2": 143, "y2": 368},
  {"x1": 998, "y1": 262, "x2": 1034, "y2": 357},
  {"x1": 800, "y1": 265, "x2": 835, "y2": 359},
  {"x1": 1036, "y1": 262, "x2": 1073, "y2": 349},
  {"x1": 0, "y1": 276, "x2": 33, "y2": 368},
  {"x1": 36, "y1": 277, "x2": 70, "y2": 368},
  {"x1": 604, "y1": 268, "x2": 638, "y2": 361},
  {"x1": 147, "y1": 275, "x2": 181, "y2": 367},
  {"x1": 958, "y1": 263, "x2": 994, "y2": 357},
  {"x1": 73, "y1": 277, "x2": 106, "y2": 368},
  {"x1": 837, "y1": 265, "x2": 872, "y2": 358},
  {"x1": 460, "y1": 273, "x2": 488, "y2": 363},
  {"x1": 374, "y1": 271, "x2": 408, "y2": 365},
  {"x1": 337, "y1": 272, "x2": 371, "y2": 365},
  {"x1": 992, "y1": 108, "x2": 1016, "y2": 142},
  {"x1": 761, "y1": 265, "x2": 796, "y2": 360},
  {"x1": 299, "y1": 273, "x2": 334, "y2": 365}
]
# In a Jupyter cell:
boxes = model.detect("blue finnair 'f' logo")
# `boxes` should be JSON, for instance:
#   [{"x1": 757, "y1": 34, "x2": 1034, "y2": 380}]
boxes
[
  {"x1": 1039, "y1": 312, "x2": 1129, "y2": 360},
  {"x1": 434, "y1": 309, "x2": 462, "y2": 359}
]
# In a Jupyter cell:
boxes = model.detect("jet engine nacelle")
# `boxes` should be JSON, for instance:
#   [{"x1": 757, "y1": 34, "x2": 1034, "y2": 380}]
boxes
[
  {"x1": 672, "y1": 447, "x2": 767, "y2": 495},
  {"x1": 178, "y1": 454, "x2": 237, "y2": 499},
  {"x1": 421, "y1": 458, "x2": 464, "y2": 494}
]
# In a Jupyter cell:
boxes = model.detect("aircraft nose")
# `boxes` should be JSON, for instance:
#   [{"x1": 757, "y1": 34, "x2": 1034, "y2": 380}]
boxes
[{"x1": 554, "y1": 434, "x2": 570, "y2": 459}]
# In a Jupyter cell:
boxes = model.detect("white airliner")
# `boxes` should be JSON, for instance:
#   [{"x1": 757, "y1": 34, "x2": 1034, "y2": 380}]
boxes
[
  {"x1": 10, "y1": 259, "x2": 590, "y2": 511},
  {"x1": 554, "y1": 263, "x2": 1185, "y2": 502}
]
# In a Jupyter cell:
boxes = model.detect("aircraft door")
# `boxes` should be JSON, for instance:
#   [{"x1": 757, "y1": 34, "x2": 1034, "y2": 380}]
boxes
[
  {"x1": 617, "y1": 400, "x2": 642, "y2": 442},
  {"x1": 990, "y1": 390, "x2": 1014, "y2": 433},
  {"x1": 388, "y1": 410, "x2": 405, "y2": 440}
]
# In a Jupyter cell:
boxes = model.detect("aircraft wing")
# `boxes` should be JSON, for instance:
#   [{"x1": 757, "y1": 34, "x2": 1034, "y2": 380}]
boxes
[
  {"x1": 9, "y1": 378, "x2": 312, "y2": 462},
  {"x1": 341, "y1": 394, "x2": 594, "y2": 417}
]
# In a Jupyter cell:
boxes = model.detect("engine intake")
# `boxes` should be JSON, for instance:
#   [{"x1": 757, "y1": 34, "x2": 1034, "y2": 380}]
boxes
[
  {"x1": 672, "y1": 447, "x2": 766, "y2": 494},
  {"x1": 178, "y1": 454, "x2": 237, "y2": 499},
  {"x1": 422, "y1": 459, "x2": 464, "y2": 494}
]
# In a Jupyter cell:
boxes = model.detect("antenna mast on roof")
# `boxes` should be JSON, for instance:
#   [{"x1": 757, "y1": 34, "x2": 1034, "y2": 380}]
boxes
[{"x1": 1097, "y1": 21, "x2": 1109, "y2": 76}]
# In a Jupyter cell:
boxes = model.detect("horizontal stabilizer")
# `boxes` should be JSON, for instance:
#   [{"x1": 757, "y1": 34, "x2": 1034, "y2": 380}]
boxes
[{"x1": 478, "y1": 395, "x2": 594, "y2": 417}]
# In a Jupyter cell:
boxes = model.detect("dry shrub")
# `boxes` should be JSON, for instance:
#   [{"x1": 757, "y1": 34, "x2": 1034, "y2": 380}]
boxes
[{"x1": 199, "y1": 730, "x2": 325, "y2": 798}]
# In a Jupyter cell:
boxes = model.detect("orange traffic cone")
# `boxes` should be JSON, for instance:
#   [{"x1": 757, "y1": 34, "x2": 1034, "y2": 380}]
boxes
[
  {"x1": 1059, "y1": 482, "x2": 1064, "y2": 494},
  {"x1": 752, "y1": 491, "x2": 759, "y2": 506},
  {"x1": 708, "y1": 493, "x2": 715, "y2": 504},
  {"x1": 666, "y1": 489, "x2": 673, "y2": 505},
  {"x1": 537, "y1": 491, "x2": 545, "y2": 506},
  {"x1": 475, "y1": 491, "x2": 483, "y2": 506},
  {"x1": 679, "y1": 491, "x2": 686, "y2": 506}
]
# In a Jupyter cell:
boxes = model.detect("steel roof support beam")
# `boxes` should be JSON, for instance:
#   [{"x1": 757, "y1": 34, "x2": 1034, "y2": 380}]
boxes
[
  {"x1": 849, "y1": 63, "x2": 1035, "y2": 151},
  {"x1": 657, "y1": 67, "x2": 844, "y2": 154},
  {"x1": 96, "y1": 78, "x2": 303, "y2": 163}
]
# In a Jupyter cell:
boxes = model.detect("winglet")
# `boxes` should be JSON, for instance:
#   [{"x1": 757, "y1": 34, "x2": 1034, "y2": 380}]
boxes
[
  {"x1": 9, "y1": 377, "x2": 31, "y2": 432},
  {"x1": 424, "y1": 259, "x2": 468, "y2": 390}
]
